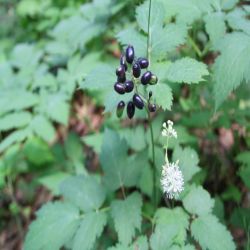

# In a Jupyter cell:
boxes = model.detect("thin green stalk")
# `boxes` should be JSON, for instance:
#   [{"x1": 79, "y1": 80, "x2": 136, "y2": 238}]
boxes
[
  {"x1": 146, "y1": 0, "x2": 157, "y2": 209},
  {"x1": 188, "y1": 35, "x2": 202, "y2": 58}
]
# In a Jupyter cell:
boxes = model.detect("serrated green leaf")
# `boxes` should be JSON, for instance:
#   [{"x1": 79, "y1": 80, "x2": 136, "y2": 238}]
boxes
[
  {"x1": 116, "y1": 28, "x2": 147, "y2": 57},
  {"x1": 183, "y1": 185, "x2": 214, "y2": 215},
  {"x1": 213, "y1": 32, "x2": 250, "y2": 108},
  {"x1": 72, "y1": 211, "x2": 107, "y2": 250},
  {"x1": 81, "y1": 64, "x2": 115, "y2": 90},
  {"x1": 166, "y1": 58, "x2": 208, "y2": 84},
  {"x1": 31, "y1": 115, "x2": 56, "y2": 142},
  {"x1": 0, "y1": 112, "x2": 32, "y2": 131},
  {"x1": 24, "y1": 202, "x2": 80, "y2": 250},
  {"x1": 136, "y1": 0, "x2": 165, "y2": 33},
  {"x1": 151, "y1": 24, "x2": 188, "y2": 58},
  {"x1": 60, "y1": 175, "x2": 106, "y2": 213},
  {"x1": 173, "y1": 146, "x2": 200, "y2": 182},
  {"x1": 205, "y1": 12, "x2": 226, "y2": 47},
  {"x1": 191, "y1": 214, "x2": 236, "y2": 250},
  {"x1": 111, "y1": 192, "x2": 142, "y2": 246},
  {"x1": 147, "y1": 83, "x2": 173, "y2": 110},
  {"x1": 100, "y1": 129, "x2": 147, "y2": 191},
  {"x1": 82, "y1": 133, "x2": 103, "y2": 154}
]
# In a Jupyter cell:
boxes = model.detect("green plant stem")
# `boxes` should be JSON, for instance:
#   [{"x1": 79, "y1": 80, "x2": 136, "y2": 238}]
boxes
[
  {"x1": 146, "y1": 0, "x2": 152, "y2": 64},
  {"x1": 188, "y1": 35, "x2": 202, "y2": 58},
  {"x1": 147, "y1": 110, "x2": 157, "y2": 209}
]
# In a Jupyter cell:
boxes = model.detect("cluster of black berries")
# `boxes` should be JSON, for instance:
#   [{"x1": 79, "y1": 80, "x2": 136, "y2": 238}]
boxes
[{"x1": 114, "y1": 45, "x2": 158, "y2": 119}]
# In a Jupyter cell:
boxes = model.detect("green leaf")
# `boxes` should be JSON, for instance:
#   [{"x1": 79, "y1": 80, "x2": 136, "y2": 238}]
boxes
[
  {"x1": 183, "y1": 185, "x2": 214, "y2": 216},
  {"x1": 150, "y1": 208, "x2": 189, "y2": 250},
  {"x1": 191, "y1": 214, "x2": 236, "y2": 250},
  {"x1": 0, "y1": 129, "x2": 30, "y2": 153},
  {"x1": 82, "y1": 133, "x2": 103, "y2": 154},
  {"x1": 147, "y1": 83, "x2": 173, "y2": 110},
  {"x1": 72, "y1": 211, "x2": 107, "y2": 250},
  {"x1": 151, "y1": 24, "x2": 188, "y2": 58},
  {"x1": 111, "y1": 192, "x2": 142, "y2": 246},
  {"x1": 30, "y1": 115, "x2": 56, "y2": 142},
  {"x1": 23, "y1": 137, "x2": 54, "y2": 165},
  {"x1": 0, "y1": 90, "x2": 39, "y2": 116},
  {"x1": 136, "y1": 0, "x2": 165, "y2": 33},
  {"x1": 173, "y1": 146, "x2": 200, "y2": 182},
  {"x1": 0, "y1": 112, "x2": 32, "y2": 131},
  {"x1": 116, "y1": 28, "x2": 147, "y2": 57},
  {"x1": 166, "y1": 58, "x2": 208, "y2": 84},
  {"x1": 100, "y1": 129, "x2": 147, "y2": 191},
  {"x1": 38, "y1": 172, "x2": 71, "y2": 195},
  {"x1": 205, "y1": 12, "x2": 226, "y2": 47},
  {"x1": 230, "y1": 207, "x2": 250, "y2": 229},
  {"x1": 60, "y1": 175, "x2": 106, "y2": 213},
  {"x1": 81, "y1": 64, "x2": 115, "y2": 90},
  {"x1": 24, "y1": 202, "x2": 80, "y2": 250},
  {"x1": 238, "y1": 165, "x2": 250, "y2": 189},
  {"x1": 213, "y1": 32, "x2": 250, "y2": 108}
]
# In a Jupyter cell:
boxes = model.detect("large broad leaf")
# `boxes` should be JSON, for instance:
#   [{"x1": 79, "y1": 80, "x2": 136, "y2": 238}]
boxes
[
  {"x1": 213, "y1": 32, "x2": 250, "y2": 108},
  {"x1": 191, "y1": 214, "x2": 236, "y2": 250},
  {"x1": 60, "y1": 175, "x2": 106, "y2": 213},
  {"x1": 111, "y1": 192, "x2": 142, "y2": 246},
  {"x1": 150, "y1": 208, "x2": 189, "y2": 250},
  {"x1": 173, "y1": 145, "x2": 200, "y2": 182},
  {"x1": 183, "y1": 185, "x2": 214, "y2": 216},
  {"x1": 100, "y1": 129, "x2": 147, "y2": 191},
  {"x1": 72, "y1": 211, "x2": 107, "y2": 250},
  {"x1": 24, "y1": 202, "x2": 80, "y2": 250},
  {"x1": 0, "y1": 112, "x2": 32, "y2": 131},
  {"x1": 166, "y1": 58, "x2": 208, "y2": 84}
]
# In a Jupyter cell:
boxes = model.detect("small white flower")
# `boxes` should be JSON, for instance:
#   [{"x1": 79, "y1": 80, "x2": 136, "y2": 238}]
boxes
[
  {"x1": 161, "y1": 120, "x2": 177, "y2": 138},
  {"x1": 160, "y1": 161, "x2": 184, "y2": 199}
]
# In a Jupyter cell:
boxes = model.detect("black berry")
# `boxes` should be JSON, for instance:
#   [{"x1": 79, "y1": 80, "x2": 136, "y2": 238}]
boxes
[
  {"x1": 133, "y1": 94, "x2": 144, "y2": 109},
  {"x1": 125, "y1": 45, "x2": 134, "y2": 64},
  {"x1": 141, "y1": 71, "x2": 152, "y2": 85},
  {"x1": 125, "y1": 80, "x2": 134, "y2": 93},
  {"x1": 149, "y1": 74, "x2": 158, "y2": 85},
  {"x1": 116, "y1": 65, "x2": 125, "y2": 78},
  {"x1": 132, "y1": 63, "x2": 141, "y2": 78},
  {"x1": 114, "y1": 82, "x2": 125, "y2": 94},
  {"x1": 149, "y1": 91, "x2": 153, "y2": 98},
  {"x1": 137, "y1": 58, "x2": 149, "y2": 69},
  {"x1": 116, "y1": 101, "x2": 125, "y2": 118},
  {"x1": 148, "y1": 103, "x2": 156, "y2": 112},
  {"x1": 120, "y1": 55, "x2": 128, "y2": 71},
  {"x1": 117, "y1": 75, "x2": 126, "y2": 83},
  {"x1": 127, "y1": 101, "x2": 135, "y2": 119}
]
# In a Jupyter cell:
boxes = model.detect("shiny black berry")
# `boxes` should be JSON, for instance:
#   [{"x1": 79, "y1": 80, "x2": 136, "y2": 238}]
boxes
[
  {"x1": 120, "y1": 55, "x2": 128, "y2": 71},
  {"x1": 137, "y1": 58, "x2": 149, "y2": 69},
  {"x1": 125, "y1": 45, "x2": 134, "y2": 64},
  {"x1": 127, "y1": 101, "x2": 135, "y2": 119},
  {"x1": 133, "y1": 94, "x2": 144, "y2": 109},
  {"x1": 149, "y1": 91, "x2": 153, "y2": 98},
  {"x1": 149, "y1": 74, "x2": 158, "y2": 85},
  {"x1": 114, "y1": 82, "x2": 125, "y2": 94},
  {"x1": 148, "y1": 103, "x2": 156, "y2": 112},
  {"x1": 116, "y1": 65, "x2": 125, "y2": 78},
  {"x1": 141, "y1": 71, "x2": 152, "y2": 85},
  {"x1": 125, "y1": 80, "x2": 134, "y2": 93},
  {"x1": 132, "y1": 63, "x2": 141, "y2": 78},
  {"x1": 116, "y1": 101, "x2": 125, "y2": 118}
]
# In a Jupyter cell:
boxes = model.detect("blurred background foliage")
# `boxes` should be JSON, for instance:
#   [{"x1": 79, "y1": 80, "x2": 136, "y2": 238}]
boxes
[{"x1": 0, "y1": 0, "x2": 250, "y2": 249}]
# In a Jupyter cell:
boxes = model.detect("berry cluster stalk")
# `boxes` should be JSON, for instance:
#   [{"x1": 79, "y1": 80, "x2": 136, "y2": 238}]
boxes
[{"x1": 146, "y1": 0, "x2": 157, "y2": 209}]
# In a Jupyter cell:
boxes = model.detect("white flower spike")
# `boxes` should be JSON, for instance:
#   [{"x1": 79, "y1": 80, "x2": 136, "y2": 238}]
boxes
[
  {"x1": 161, "y1": 161, "x2": 184, "y2": 199},
  {"x1": 162, "y1": 120, "x2": 177, "y2": 139}
]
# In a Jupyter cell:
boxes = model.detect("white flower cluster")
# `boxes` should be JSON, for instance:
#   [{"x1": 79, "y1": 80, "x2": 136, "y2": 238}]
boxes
[
  {"x1": 160, "y1": 120, "x2": 184, "y2": 199},
  {"x1": 162, "y1": 120, "x2": 177, "y2": 139},
  {"x1": 160, "y1": 161, "x2": 184, "y2": 199}
]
